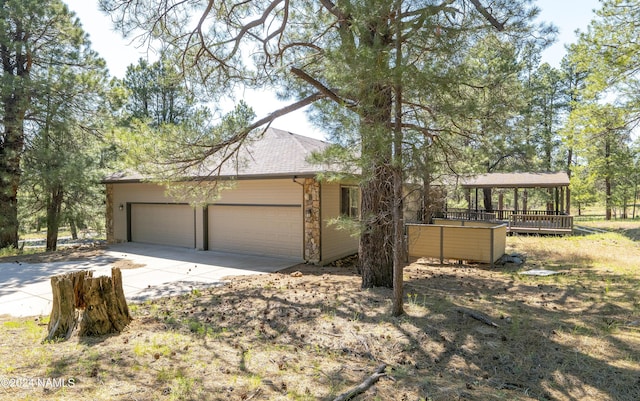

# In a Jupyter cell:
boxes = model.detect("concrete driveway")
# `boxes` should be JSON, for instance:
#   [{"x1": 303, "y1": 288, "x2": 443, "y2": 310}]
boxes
[{"x1": 0, "y1": 243, "x2": 301, "y2": 318}]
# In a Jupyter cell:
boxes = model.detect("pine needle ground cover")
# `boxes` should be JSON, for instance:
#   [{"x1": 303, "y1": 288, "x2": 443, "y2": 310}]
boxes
[{"x1": 1, "y1": 221, "x2": 638, "y2": 401}]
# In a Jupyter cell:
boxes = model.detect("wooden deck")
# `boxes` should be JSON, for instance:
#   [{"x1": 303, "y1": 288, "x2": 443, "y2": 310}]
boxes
[
  {"x1": 440, "y1": 209, "x2": 573, "y2": 235},
  {"x1": 508, "y1": 214, "x2": 573, "y2": 235}
]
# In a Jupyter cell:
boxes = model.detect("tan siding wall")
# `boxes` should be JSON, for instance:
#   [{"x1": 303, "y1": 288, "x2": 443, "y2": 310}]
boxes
[
  {"x1": 442, "y1": 227, "x2": 491, "y2": 261},
  {"x1": 320, "y1": 182, "x2": 359, "y2": 264},
  {"x1": 493, "y1": 225, "x2": 507, "y2": 261},
  {"x1": 408, "y1": 223, "x2": 506, "y2": 263},
  {"x1": 407, "y1": 225, "x2": 441, "y2": 257},
  {"x1": 215, "y1": 179, "x2": 301, "y2": 204}
]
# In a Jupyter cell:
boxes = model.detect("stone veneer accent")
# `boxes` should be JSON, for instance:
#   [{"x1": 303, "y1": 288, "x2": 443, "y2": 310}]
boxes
[
  {"x1": 303, "y1": 178, "x2": 321, "y2": 263},
  {"x1": 105, "y1": 183, "x2": 115, "y2": 243}
]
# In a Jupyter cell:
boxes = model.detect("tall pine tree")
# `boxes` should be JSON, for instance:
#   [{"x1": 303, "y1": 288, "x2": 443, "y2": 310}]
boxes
[{"x1": 0, "y1": 0, "x2": 91, "y2": 248}]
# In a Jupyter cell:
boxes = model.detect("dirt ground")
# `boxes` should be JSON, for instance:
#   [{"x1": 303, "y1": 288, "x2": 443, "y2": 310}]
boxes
[{"x1": 1, "y1": 232, "x2": 639, "y2": 401}]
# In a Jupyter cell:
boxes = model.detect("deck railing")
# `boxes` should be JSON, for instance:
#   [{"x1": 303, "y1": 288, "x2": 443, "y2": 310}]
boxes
[
  {"x1": 446, "y1": 208, "x2": 568, "y2": 221},
  {"x1": 441, "y1": 208, "x2": 573, "y2": 234},
  {"x1": 442, "y1": 210, "x2": 497, "y2": 221}
]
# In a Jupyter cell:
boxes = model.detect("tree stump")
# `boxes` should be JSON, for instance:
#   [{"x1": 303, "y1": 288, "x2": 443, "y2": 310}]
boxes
[{"x1": 44, "y1": 268, "x2": 132, "y2": 342}]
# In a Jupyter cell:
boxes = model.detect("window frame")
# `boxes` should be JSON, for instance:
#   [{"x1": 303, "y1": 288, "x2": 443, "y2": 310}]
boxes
[{"x1": 340, "y1": 186, "x2": 360, "y2": 220}]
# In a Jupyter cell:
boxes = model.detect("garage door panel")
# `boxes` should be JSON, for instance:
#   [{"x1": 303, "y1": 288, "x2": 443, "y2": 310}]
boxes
[
  {"x1": 208, "y1": 205, "x2": 302, "y2": 259},
  {"x1": 131, "y1": 204, "x2": 194, "y2": 248}
]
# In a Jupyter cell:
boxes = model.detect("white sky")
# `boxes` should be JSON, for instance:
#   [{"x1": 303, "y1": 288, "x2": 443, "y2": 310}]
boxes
[{"x1": 63, "y1": 0, "x2": 601, "y2": 140}]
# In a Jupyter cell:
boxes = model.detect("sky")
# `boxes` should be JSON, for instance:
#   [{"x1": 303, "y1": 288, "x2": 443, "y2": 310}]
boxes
[{"x1": 63, "y1": 0, "x2": 602, "y2": 140}]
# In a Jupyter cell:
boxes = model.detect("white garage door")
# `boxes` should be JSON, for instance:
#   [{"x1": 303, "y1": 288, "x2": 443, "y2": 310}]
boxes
[
  {"x1": 131, "y1": 204, "x2": 195, "y2": 248},
  {"x1": 208, "y1": 205, "x2": 303, "y2": 259}
]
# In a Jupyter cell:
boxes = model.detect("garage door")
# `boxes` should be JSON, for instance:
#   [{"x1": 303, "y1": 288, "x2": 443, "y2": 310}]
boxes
[
  {"x1": 131, "y1": 204, "x2": 195, "y2": 248},
  {"x1": 208, "y1": 205, "x2": 302, "y2": 259}
]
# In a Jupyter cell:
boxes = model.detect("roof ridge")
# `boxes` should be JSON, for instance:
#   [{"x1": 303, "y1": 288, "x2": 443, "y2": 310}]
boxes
[{"x1": 266, "y1": 127, "x2": 328, "y2": 153}]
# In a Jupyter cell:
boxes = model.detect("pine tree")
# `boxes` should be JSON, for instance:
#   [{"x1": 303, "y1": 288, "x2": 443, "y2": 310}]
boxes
[
  {"x1": 20, "y1": 54, "x2": 109, "y2": 251},
  {"x1": 0, "y1": 0, "x2": 90, "y2": 248}
]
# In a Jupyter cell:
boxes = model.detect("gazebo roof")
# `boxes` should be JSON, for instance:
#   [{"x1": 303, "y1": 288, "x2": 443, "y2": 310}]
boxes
[{"x1": 461, "y1": 172, "x2": 570, "y2": 189}]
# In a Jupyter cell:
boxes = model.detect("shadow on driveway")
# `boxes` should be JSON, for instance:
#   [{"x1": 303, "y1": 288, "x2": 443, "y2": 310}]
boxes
[{"x1": 0, "y1": 242, "x2": 302, "y2": 317}]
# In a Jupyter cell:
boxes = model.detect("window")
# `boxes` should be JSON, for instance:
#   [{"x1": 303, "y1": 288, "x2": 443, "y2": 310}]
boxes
[{"x1": 340, "y1": 186, "x2": 359, "y2": 219}]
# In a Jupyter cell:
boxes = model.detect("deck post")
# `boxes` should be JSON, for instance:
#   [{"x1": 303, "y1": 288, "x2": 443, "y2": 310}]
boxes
[
  {"x1": 514, "y1": 188, "x2": 519, "y2": 214},
  {"x1": 475, "y1": 188, "x2": 479, "y2": 214},
  {"x1": 439, "y1": 226, "x2": 444, "y2": 264}
]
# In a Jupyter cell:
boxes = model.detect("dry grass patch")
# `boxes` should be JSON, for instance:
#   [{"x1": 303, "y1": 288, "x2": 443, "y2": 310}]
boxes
[
  {"x1": 1, "y1": 225, "x2": 639, "y2": 401},
  {"x1": 578, "y1": 219, "x2": 640, "y2": 242}
]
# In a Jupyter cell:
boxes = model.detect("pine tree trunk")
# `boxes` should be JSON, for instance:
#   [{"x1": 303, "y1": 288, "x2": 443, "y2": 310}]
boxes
[
  {"x1": 354, "y1": 10, "x2": 396, "y2": 290},
  {"x1": 391, "y1": 32, "x2": 405, "y2": 317},
  {"x1": 359, "y1": 81, "x2": 394, "y2": 289},
  {"x1": 0, "y1": 184, "x2": 19, "y2": 249},
  {"x1": 44, "y1": 268, "x2": 132, "y2": 342},
  {"x1": 0, "y1": 109, "x2": 24, "y2": 249},
  {"x1": 482, "y1": 188, "x2": 493, "y2": 213},
  {"x1": 69, "y1": 217, "x2": 78, "y2": 240},
  {"x1": 360, "y1": 163, "x2": 394, "y2": 288},
  {"x1": 0, "y1": 53, "x2": 29, "y2": 249},
  {"x1": 605, "y1": 177, "x2": 612, "y2": 220},
  {"x1": 46, "y1": 186, "x2": 64, "y2": 251},
  {"x1": 566, "y1": 147, "x2": 573, "y2": 215},
  {"x1": 605, "y1": 139, "x2": 612, "y2": 221}
]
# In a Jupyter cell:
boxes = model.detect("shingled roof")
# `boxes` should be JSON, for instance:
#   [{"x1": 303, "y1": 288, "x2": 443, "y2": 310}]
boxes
[
  {"x1": 217, "y1": 127, "x2": 331, "y2": 177},
  {"x1": 461, "y1": 172, "x2": 570, "y2": 189},
  {"x1": 104, "y1": 128, "x2": 333, "y2": 183}
]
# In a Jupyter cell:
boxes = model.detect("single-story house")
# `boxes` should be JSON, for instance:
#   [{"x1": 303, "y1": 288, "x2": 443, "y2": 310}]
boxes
[{"x1": 103, "y1": 128, "x2": 359, "y2": 264}]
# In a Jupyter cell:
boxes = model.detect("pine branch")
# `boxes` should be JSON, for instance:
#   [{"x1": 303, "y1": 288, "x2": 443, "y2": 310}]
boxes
[{"x1": 468, "y1": 0, "x2": 505, "y2": 31}]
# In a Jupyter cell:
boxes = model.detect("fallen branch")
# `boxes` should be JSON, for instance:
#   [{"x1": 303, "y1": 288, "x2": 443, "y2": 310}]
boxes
[
  {"x1": 245, "y1": 388, "x2": 262, "y2": 401},
  {"x1": 332, "y1": 364, "x2": 387, "y2": 401},
  {"x1": 456, "y1": 307, "x2": 499, "y2": 327}
]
